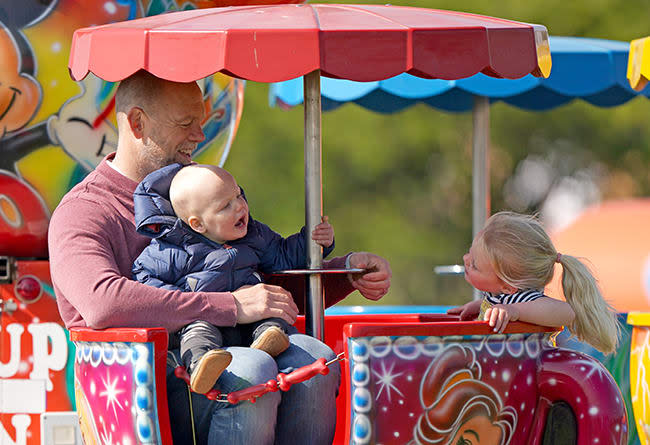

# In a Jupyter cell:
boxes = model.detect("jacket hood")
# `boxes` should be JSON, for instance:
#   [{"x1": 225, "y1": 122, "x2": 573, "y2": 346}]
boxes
[{"x1": 134, "y1": 163, "x2": 190, "y2": 241}]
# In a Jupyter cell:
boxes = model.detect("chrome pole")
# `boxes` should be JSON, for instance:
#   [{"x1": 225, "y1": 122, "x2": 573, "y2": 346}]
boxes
[
  {"x1": 303, "y1": 70, "x2": 324, "y2": 339},
  {"x1": 472, "y1": 95, "x2": 490, "y2": 300}
]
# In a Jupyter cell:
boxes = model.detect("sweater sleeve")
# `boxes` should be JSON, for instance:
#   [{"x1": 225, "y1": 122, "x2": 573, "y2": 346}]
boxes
[{"x1": 49, "y1": 199, "x2": 237, "y2": 332}]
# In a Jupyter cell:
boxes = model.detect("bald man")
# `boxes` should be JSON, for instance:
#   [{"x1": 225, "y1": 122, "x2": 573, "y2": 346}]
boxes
[
  {"x1": 49, "y1": 70, "x2": 392, "y2": 444},
  {"x1": 132, "y1": 163, "x2": 334, "y2": 394}
]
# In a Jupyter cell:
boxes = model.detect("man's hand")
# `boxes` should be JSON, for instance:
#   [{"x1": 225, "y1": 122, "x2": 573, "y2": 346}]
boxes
[
  {"x1": 312, "y1": 215, "x2": 334, "y2": 248},
  {"x1": 447, "y1": 299, "x2": 481, "y2": 320},
  {"x1": 348, "y1": 252, "x2": 392, "y2": 301},
  {"x1": 231, "y1": 284, "x2": 298, "y2": 325},
  {"x1": 484, "y1": 304, "x2": 520, "y2": 333}
]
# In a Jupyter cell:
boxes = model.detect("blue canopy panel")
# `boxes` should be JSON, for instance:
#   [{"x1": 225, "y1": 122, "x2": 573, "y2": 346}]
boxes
[{"x1": 270, "y1": 37, "x2": 650, "y2": 113}]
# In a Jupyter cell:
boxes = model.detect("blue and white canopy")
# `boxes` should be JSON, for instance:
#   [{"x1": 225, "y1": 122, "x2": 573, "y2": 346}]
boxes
[{"x1": 271, "y1": 37, "x2": 650, "y2": 112}]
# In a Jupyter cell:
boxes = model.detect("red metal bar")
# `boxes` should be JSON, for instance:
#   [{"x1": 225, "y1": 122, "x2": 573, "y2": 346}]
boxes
[
  {"x1": 277, "y1": 357, "x2": 329, "y2": 392},
  {"x1": 226, "y1": 380, "x2": 278, "y2": 404}
]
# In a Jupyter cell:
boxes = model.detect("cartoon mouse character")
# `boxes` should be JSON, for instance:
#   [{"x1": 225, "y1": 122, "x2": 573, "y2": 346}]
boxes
[
  {"x1": 0, "y1": 0, "x2": 57, "y2": 171},
  {"x1": 0, "y1": 0, "x2": 122, "y2": 176},
  {"x1": 1, "y1": 0, "x2": 235, "y2": 177}
]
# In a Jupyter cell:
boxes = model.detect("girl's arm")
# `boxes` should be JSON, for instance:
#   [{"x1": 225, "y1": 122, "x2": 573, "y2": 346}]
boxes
[
  {"x1": 485, "y1": 297, "x2": 575, "y2": 333},
  {"x1": 447, "y1": 299, "x2": 482, "y2": 320}
]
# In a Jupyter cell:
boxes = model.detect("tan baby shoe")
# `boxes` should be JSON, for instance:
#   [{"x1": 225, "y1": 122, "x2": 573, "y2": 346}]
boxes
[
  {"x1": 189, "y1": 349, "x2": 233, "y2": 394},
  {"x1": 250, "y1": 326, "x2": 290, "y2": 357}
]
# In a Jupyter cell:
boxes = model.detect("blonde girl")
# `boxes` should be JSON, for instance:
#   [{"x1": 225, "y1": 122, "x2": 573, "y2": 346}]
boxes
[{"x1": 448, "y1": 211, "x2": 619, "y2": 354}]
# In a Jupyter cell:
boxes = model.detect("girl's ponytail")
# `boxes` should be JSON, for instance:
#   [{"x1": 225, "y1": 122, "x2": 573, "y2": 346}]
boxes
[{"x1": 558, "y1": 254, "x2": 620, "y2": 354}]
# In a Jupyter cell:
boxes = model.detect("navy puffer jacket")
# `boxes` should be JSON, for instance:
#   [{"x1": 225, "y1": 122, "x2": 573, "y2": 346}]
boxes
[{"x1": 132, "y1": 163, "x2": 334, "y2": 292}]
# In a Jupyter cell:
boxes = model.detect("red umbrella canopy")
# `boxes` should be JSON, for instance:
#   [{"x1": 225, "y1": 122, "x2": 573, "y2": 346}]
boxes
[{"x1": 69, "y1": 4, "x2": 551, "y2": 83}]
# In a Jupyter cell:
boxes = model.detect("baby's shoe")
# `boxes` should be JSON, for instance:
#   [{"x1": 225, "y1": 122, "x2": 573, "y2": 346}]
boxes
[
  {"x1": 189, "y1": 349, "x2": 232, "y2": 394},
  {"x1": 250, "y1": 326, "x2": 290, "y2": 357}
]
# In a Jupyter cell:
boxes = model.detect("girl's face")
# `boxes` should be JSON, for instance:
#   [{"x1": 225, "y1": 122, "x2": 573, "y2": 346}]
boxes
[{"x1": 463, "y1": 236, "x2": 507, "y2": 294}]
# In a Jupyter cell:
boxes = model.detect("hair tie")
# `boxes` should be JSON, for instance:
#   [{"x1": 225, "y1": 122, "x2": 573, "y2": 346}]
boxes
[{"x1": 556, "y1": 253, "x2": 562, "y2": 263}]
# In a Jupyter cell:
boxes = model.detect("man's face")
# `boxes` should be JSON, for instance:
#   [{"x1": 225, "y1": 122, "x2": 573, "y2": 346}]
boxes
[
  {"x1": 199, "y1": 172, "x2": 249, "y2": 244},
  {"x1": 139, "y1": 82, "x2": 206, "y2": 172}
]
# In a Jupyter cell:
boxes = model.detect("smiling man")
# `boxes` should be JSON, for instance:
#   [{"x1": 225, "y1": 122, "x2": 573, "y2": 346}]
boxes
[
  {"x1": 49, "y1": 70, "x2": 392, "y2": 445},
  {"x1": 111, "y1": 73, "x2": 206, "y2": 181}
]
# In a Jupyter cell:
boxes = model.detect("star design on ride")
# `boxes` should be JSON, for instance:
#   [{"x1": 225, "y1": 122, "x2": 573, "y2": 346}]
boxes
[
  {"x1": 99, "y1": 370, "x2": 125, "y2": 419},
  {"x1": 373, "y1": 360, "x2": 404, "y2": 403}
]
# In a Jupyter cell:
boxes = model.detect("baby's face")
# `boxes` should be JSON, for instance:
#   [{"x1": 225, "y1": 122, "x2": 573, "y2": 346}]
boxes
[{"x1": 200, "y1": 174, "x2": 249, "y2": 244}]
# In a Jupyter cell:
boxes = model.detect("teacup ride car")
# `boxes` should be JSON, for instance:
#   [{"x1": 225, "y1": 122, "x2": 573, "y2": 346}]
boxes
[{"x1": 66, "y1": 5, "x2": 627, "y2": 445}]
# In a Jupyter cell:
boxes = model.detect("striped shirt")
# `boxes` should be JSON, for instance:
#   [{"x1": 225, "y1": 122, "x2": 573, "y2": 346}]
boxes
[{"x1": 479, "y1": 289, "x2": 546, "y2": 319}]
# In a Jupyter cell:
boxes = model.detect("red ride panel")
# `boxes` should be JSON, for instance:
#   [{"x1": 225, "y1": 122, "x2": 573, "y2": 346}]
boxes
[{"x1": 0, "y1": 172, "x2": 50, "y2": 258}]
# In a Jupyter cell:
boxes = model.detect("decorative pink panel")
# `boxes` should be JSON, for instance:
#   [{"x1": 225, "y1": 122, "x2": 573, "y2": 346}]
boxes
[{"x1": 74, "y1": 341, "x2": 163, "y2": 445}]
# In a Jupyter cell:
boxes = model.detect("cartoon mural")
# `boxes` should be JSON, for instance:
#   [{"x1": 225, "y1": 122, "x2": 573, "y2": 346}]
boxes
[
  {"x1": 0, "y1": 2, "x2": 244, "y2": 445},
  {"x1": 414, "y1": 345, "x2": 516, "y2": 445},
  {"x1": 345, "y1": 330, "x2": 627, "y2": 445},
  {"x1": 0, "y1": 1, "x2": 53, "y2": 150},
  {"x1": 0, "y1": 0, "x2": 244, "y2": 253}
]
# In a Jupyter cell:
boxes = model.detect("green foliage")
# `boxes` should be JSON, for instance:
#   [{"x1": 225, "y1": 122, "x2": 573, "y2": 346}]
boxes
[{"x1": 225, "y1": 1, "x2": 650, "y2": 307}]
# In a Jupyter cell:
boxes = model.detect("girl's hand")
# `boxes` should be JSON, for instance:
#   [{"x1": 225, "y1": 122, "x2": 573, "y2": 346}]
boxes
[
  {"x1": 447, "y1": 299, "x2": 481, "y2": 321},
  {"x1": 484, "y1": 304, "x2": 520, "y2": 333},
  {"x1": 312, "y1": 216, "x2": 334, "y2": 248}
]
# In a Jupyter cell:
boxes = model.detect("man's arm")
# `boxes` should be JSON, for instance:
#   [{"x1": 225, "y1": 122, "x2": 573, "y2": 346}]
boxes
[{"x1": 48, "y1": 199, "x2": 238, "y2": 332}]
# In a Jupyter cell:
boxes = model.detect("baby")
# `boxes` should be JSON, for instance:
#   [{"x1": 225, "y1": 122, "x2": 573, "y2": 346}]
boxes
[
  {"x1": 448, "y1": 211, "x2": 619, "y2": 354},
  {"x1": 132, "y1": 163, "x2": 334, "y2": 393}
]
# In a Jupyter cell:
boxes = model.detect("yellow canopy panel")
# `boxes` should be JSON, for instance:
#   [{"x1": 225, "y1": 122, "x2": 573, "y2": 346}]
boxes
[
  {"x1": 628, "y1": 312, "x2": 650, "y2": 326},
  {"x1": 628, "y1": 36, "x2": 650, "y2": 91}
]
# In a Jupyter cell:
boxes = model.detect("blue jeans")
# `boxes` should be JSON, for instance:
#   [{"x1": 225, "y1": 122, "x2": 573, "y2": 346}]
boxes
[
  {"x1": 174, "y1": 318, "x2": 292, "y2": 370},
  {"x1": 166, "y1": 332, "x2": 341, "y2": 445}
]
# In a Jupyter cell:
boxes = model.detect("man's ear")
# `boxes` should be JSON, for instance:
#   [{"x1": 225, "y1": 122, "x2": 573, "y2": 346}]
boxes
[
  {"x1": 187, "y1": 216, "x2": 205, "y2": 233},
  {"x1": 127, "y1": 107, "x2": 146, "y2": 138}
]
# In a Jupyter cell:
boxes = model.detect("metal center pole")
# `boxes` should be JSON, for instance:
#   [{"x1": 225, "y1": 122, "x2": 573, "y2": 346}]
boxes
[
  {"x1": 472, "y1": 95, "x2": 490, "y2": 300},
  {"x1": 303, "y1": 70, "x2": 324, "y2": 339}
]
